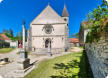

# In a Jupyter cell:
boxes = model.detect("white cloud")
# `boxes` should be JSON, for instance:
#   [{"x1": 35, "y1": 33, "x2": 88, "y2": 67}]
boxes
[{"x1": 0, "y1": 0, "x2": 3, "y2": 3}]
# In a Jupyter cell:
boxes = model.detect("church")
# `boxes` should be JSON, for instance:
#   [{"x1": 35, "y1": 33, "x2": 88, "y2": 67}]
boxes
[{"x1": 27, "y1": 4, "x2": 69, "y2": 53}]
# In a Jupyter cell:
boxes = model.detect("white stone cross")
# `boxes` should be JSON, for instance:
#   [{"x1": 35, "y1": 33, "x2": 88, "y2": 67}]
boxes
[{"x1": 22, "y1": 25, "x2": 25, "y2": 50}]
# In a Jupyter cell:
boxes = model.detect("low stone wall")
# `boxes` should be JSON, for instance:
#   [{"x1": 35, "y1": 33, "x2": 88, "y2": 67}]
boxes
[{"x1": 85, "y1": 40, "x2": 108, "y2": 78}]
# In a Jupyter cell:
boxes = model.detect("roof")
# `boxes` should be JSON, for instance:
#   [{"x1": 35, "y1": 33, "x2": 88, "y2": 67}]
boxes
[
  {"x1": 69, "y1": 38, "x2": 79, "y2": 43},
  {"x1": 31, "y1": 5, "x2": 66, "y2": 25},
  {"x1": 0, "y1": 33, "x2": 10, "y2": 40},
  {"x1": 62, "y1": 5, "x2": 69, "y2": 17}
]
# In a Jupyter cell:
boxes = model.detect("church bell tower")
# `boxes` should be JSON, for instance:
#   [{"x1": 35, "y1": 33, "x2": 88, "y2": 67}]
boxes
[
  {"x1": 62, "y1": 4, "x2": 69, "y2": 51},
  {"x1": 62, "y1": 5, "x2": 69, "y2": 24}
]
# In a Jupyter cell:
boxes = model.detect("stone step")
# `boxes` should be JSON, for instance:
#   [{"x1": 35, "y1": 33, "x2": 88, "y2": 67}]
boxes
[{"x1": 30, "y1": 52, "x2": 47, "y2": 57}]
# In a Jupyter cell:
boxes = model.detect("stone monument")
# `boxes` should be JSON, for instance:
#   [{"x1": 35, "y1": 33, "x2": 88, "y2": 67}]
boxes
[
  {"x1": 18, "y1": 21, "x2": 30, "y2": 70},
  {"x1": 14, "y1": 22, "x2": 32, "y2": 78},
  {"x1": 47, "y1": 43, "x2": 52, "y2": 56}
]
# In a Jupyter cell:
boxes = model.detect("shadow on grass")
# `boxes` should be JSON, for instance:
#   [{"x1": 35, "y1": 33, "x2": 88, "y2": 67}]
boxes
[{"x1": 51, "y1": 51, "x2": 94, "y2": 78}]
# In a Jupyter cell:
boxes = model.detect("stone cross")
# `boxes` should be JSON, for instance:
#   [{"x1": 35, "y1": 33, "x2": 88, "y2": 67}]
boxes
[
  {"x1": 16, "y1": 21, "x2": 30, "y2": 71},
  {"x1": 20, "y1": 23, "x2": 27, "y2": 59},
  {"x1": 22, "y1": 25, "x2": 25, "y2": 51}
]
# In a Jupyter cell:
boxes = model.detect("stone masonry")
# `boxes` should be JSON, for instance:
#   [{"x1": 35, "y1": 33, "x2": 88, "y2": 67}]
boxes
[{"x1": 85, "y1": 39, "x2": 108, "y2": 78}]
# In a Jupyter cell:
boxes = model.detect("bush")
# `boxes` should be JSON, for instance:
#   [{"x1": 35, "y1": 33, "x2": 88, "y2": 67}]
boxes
[
  {"x1": 0, "y1": 40, "x2": 10, "y2": 48},
  {"x1": 4, "y1": 42, "x2": 10, "y2": 48},
  {"x1": 84, "y1": 0, "x2": 108, "y2": 43}
]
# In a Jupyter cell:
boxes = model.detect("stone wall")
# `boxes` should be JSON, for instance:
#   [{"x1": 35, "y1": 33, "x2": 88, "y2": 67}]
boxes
[
  {"x1": 33, "y1": 48, "x2": 65, "y2": 53},
  {"x1": 85, "y1": 39, "x2": 108, "y2": 78}
]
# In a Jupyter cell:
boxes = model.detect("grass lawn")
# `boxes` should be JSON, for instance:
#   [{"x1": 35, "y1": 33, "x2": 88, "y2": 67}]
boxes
[
  {"x1": 0, "y1": 48, "x2": 14, "y2": 53},
  {"x1": 25, "y1": 51, "x2": 91, "y2": 78}
]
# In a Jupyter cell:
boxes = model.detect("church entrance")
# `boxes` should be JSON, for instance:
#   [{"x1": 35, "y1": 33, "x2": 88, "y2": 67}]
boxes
[{"x1": 45, "y1": 38, "x2": 51, "y2": 48}]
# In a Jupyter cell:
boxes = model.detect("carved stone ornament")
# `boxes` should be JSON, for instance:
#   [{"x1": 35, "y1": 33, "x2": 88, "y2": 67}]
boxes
[{"x1": 43, "y1": 24, "x2": 54, "y2": 34}]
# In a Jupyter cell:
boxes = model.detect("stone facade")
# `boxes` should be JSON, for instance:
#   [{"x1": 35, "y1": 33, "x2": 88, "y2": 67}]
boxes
[
  {"x1": 85, "y1": 39, "x2": 108, "y2": 78},
  {"x1": 27, "y1": 4, "x2": 69, "y2": 53}
]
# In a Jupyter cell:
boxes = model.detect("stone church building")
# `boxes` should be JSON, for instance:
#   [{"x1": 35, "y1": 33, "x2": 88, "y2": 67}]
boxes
[{"x1": 27, "y1": 4, "x2": 69, "y2": 53}]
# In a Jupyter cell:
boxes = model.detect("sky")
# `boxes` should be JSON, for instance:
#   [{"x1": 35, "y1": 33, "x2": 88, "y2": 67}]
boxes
[{"x1": 0, "y1": 0, "x2": 102, "y2": 37}]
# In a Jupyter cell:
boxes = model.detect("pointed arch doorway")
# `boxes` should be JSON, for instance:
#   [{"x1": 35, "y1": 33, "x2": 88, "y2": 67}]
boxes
[{"x1": 45, "y1": 38, "x2": 51, "y2": 48}]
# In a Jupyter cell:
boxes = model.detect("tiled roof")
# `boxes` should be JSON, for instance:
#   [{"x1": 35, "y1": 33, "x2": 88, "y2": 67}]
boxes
[
  {"x1": 0, "y1": 33, "x2": 10, "y2": 40},
  {"x1": 69, "y1": 38, "x2": 79, "y2": 43}
]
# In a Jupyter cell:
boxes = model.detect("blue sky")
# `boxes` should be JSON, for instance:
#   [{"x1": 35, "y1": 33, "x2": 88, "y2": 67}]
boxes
[{"x1": 0, "y1": 0, "x2": 102, "y2": 37}]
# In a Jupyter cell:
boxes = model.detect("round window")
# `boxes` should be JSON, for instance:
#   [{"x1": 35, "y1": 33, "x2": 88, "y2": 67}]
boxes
[{"x1": 43, "y1": 24, "x2": 53, "y2": 34}]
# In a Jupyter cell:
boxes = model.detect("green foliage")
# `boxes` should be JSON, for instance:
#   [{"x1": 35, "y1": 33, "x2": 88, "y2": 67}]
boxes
[
  {"x1": 13, "y1": 32, "x2": 22, "y2": 41},
  {"x1": 86, "y1": 11, "x2": 94, "y2": 22},
  {"x1": 84, "y1": 0, "x2": 108, "y2": 43},
  {"x1": 0, "y1": 40, "x2": 10, "y2": 48},
  {"x1": 2, "y1": 28, "x2": 25, "y2": 41},
  {"x1": 9, "y1": 29, "x2": 13, "y2": 38},
  {"x1": 71, "y1": 33, "x2": 79, "y2": 38},
  {"x1": 3, "y1": 29, "x2": 15, "y2": 41}
]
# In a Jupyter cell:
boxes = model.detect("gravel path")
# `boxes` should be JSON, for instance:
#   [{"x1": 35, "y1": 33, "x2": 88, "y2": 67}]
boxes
[
  {"x1": 0, "y1": 48, "x2": 20, "y2": 62},
  {"x1": 0, "y1": 48, "x2": 20, "y2": 78}
]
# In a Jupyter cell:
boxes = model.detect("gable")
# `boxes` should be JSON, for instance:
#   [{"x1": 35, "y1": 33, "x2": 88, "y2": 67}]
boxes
[{"x1": 31, "y1": 5, "x2": 66, "y2": 25}]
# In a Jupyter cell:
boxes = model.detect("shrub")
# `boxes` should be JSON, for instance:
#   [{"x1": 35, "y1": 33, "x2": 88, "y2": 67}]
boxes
[{"x1": 0, "y1": 40, "x2": 10, "y2": 48}]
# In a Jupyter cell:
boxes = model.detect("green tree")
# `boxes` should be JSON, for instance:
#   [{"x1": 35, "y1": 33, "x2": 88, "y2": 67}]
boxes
[
  {"x1": 9, "y1": 29, "x2": 13, "y2": 38},
  {"x1": 3, "y1": 29, "x2": 15, "y2": 40},
  {"x1": 84, "y1": 0, "x2": 108, "y2": 43},
  {"x1": 71, "y1": 33, "x2": 79, "y2": 38},
  {"x1": 86, "y1": 11, "x2": 94, "y2": 22}
]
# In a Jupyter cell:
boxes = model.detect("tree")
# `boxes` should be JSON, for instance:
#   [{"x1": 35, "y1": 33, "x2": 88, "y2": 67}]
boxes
[
  {"x1": 9, "y1": 29, "x2": 13, "y2": 38},
  {"x1": 84, "y1": 0, "x2": 108, "y2": 43},
  {"x1": 71, "y1": 33, "x2": 79, "y2": 38},
  {"x1": 2, "y1": 29, "x2": 14, "y2": 40},
  {"x1": 86, "y1": 11, "x2": 94, "y2": 22},
  {"x1": 3, "y1": 29, "x2": 9, "y2": 34}
]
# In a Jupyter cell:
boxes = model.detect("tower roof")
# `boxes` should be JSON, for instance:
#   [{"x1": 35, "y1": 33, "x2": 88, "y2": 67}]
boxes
[{"x1": 62, "y1": 5, "x2": 69, "y2": 17}]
